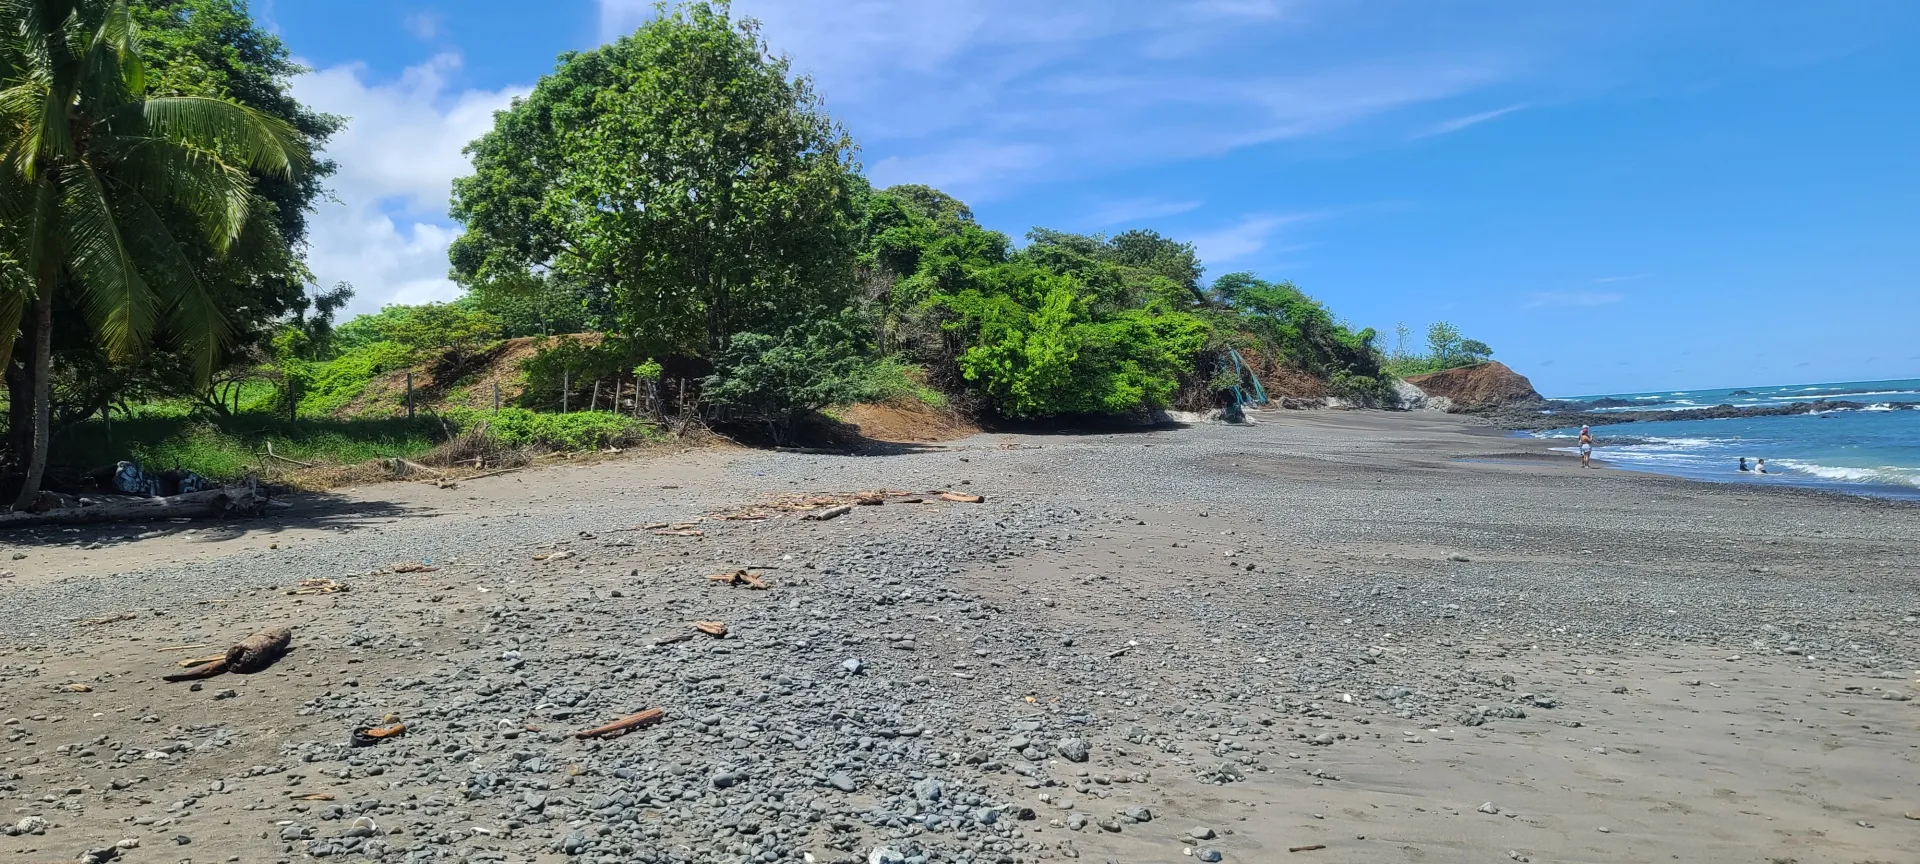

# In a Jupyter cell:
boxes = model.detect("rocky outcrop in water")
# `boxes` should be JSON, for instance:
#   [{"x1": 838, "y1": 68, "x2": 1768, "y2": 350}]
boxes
[{"x1": 1486, "y1": 399, "x2": 1914, "y2": 431}]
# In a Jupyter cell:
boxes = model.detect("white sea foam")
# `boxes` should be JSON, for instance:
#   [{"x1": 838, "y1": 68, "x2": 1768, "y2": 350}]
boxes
[
  {"x1": 1644, "y1": 437, "x2": 1720, "y2": 447},
  {"x1": 1772, "y1": 460, "x2": 1920, "y2": 489},
  {"x1": 1765, "y1": 390, "x2": 1916, "y2": 401}
]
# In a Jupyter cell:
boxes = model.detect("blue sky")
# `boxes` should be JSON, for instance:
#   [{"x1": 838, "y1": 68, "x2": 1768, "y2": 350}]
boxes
[{"x1": 266, "y1": 0, "x2": 1919, "y2": 396}]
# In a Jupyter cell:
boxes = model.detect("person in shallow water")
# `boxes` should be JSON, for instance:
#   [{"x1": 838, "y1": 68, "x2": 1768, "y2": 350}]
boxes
[
  {"x1": 1756, "y1": 458, "x2": 1769, "y2": 474},
  {"x1": 1578, "y1": 425, "x2": 1595, "y2": 469},
  {"x1": 1739, "y1": 457, "x2": 1750, "y2": 472}
]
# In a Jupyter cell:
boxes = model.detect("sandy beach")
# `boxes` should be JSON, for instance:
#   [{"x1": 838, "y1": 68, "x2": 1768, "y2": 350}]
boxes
[{"x1": 2, "y1": 409, "x2": 1915, "y2": 864}]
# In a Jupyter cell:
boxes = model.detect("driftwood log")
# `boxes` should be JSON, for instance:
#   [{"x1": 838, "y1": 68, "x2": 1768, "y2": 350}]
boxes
[
  {"x1": 163, "y1": 626, "x2": 291, "y2": 682},
  {"x1": 226, "y1": 626, "x2": 292, "y2": 672},
  {"x1": 0, "y1": 483, "x2": 265, "y2": 529}
]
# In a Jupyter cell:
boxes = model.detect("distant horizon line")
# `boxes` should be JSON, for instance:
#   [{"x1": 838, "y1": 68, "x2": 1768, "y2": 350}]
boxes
[{"x1": 1547, "y1": 373, "x2": 1920, "y2": 402}]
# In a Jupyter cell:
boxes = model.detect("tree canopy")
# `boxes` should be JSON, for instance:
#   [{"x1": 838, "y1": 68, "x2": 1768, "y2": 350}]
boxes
[
  {"x1": 450, "y1": 1, "x2": 862, "y2": 358},
  {"x1": 0, "y1": 0, "x2": 312, "y2": 504}
]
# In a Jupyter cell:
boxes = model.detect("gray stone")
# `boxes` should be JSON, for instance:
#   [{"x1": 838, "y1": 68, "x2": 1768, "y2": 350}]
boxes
[{"x1": 1056, "y1": 737, "x2": 1090, "y2": 763}]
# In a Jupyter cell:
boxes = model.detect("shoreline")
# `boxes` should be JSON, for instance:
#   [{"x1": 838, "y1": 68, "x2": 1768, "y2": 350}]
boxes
[{"x1": 2, "y1": 408, "x2": 1916, "y2": 863}]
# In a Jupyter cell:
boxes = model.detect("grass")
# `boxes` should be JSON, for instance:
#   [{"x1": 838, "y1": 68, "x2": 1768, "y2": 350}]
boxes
[
  {"x1": 54, "y1": 414, "x2": 448, "y2": 481},
  {"x1": 51, "y1": 406, "x2": 666, "y2": 487},
  {"x1": 848, "y1": 357, "x2": 948, "y2": 408}
]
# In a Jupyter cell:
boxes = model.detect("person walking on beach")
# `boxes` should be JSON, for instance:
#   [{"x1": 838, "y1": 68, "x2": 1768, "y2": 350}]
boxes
[{"x1": 1579, "y1": 425, "x2": 1595, "y2": 469}]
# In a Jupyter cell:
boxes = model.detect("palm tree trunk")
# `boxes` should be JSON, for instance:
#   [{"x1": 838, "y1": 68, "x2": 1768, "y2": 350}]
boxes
[{"x1": 9, "y1": 289, "x2": 53, "y2": 511}]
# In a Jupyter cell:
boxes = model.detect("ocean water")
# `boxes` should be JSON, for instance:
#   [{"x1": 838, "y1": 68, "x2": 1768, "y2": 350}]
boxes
[{"x1": 1527, "y1": 378, "x2": 1920, "y2": 500}]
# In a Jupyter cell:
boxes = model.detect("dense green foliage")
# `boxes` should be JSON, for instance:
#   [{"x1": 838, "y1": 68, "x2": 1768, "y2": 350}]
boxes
[
  {"x1": 0, "y1": 0, "x2": 314, "y2": 504},
  {"x1": 465, "y1": 407, "x2": 656, "y2": 451},
  {"x1": 450, "y1": 1, "x2": 860, "y2": 357},
  {"x1": 1207, "y1": 272, "x2": 1392, "y2": 403},
  {"x1": 333, "y1": 302, "x2": 501, "y2": 362},
  {"x1": 935, "y1": 264, "x2": 1209, "y2": 417},
  {"x1": 9, "y1": 0, "x2": 1495, "y2": 497}
]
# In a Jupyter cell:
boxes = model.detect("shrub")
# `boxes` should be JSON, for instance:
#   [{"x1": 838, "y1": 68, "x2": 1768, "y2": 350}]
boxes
[
  {"x1": 939, "y1": 272, "x2": 1208, "y2": 418},
  {"x1": 844, "y1": 356, "x2": 946, "y2": 408},
  {"x1": 704, "y1": 314, "x2": 867, "y2": 425},
  {"x1": 457, "y1": 407, "x2": 658, "y2": 451}
]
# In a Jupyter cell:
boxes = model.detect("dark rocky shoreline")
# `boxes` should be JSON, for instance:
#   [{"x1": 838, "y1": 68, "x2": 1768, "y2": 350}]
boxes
[{"x1": 1482, "y1": 398, "x2": 1914, "y2": 431}]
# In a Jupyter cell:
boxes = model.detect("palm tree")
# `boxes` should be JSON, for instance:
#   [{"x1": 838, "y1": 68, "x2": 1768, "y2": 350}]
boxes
[{"x1": 0, "y1": 0, "x2": 306, "y2": 509}]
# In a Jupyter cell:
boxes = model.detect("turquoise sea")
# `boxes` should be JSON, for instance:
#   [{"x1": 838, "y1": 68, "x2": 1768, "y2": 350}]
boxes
[{"x1": 1529, "y1": 378, "x2": 1920, "y2": 500}]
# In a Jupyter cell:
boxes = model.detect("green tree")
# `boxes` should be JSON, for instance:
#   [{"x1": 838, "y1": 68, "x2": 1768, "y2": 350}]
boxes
[
  {"x1": 0, "y1": 0, "x2": 309, "y2": 507},
  {"x1": 333, "y1": 302, "x2": 501, "y2": 363},
  {"x1": 1425, "y1": 321, "x2": 1464, "y2": 365},
  {"x1": 450, "y1": 0, "x2": 861, "y2": 357}
]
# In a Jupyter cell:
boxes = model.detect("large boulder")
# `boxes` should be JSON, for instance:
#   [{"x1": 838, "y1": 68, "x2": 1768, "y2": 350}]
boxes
[{"x1": 1402, "y1": 362, "x2": 1542, "y2": 411}]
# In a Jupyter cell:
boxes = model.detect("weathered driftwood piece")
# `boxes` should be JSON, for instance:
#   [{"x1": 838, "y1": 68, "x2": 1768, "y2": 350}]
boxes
[
  {"x1": 0, "y1": 483, "x2": 264, "y2": 529},
  {"x1": 575, "y1": 708, "x2": 666, "y2": 740},
  {"x1": 938, "y1": 492, "x2": 986, "y2": 504},
  {"x1": 705, "y1": 570, "x2": 768, "y2": 590},
  {"x1": 226, "y1": 626, "x2": 292, "y2": 673},
  {"x1": 804, "y1": 505, "x2": 852, "y2": 521},
  {"x1": 163, "y1": 659, "x2": 228, "y2": 682},
  {"x1": 693, "y1": 621, "x2": 728, "y2": 637}
]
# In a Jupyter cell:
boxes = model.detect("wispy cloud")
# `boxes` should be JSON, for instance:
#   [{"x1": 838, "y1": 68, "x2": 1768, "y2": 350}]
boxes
[
  {"x1": 402, "y1": 11, "x2": 443, "y2": 41},
  {"x1": 1084, "y1": 197, "x2": 1204, "y2": 227},
  {"x1": 1525, "y1": 291, "x2": 1624, "y2": 309},
  {"x1": 1415, "y1": 103, "x2": 1526, "y2": 138},
  {"x1": 1191, "y1": 213, "x2": 1315, "y2": 264},
  {"x1": 599, "y1": 0, "x2": 1513, "y2": 200},
  {"x1": 1591, "y1": 272, "x2": 1651, "y2": 283}
]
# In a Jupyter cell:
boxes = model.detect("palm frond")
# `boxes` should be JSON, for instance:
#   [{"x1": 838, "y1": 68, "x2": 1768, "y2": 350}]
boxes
[
  {"x1": 13, "y1": 78, "x2": 76, "y2": 179},
  {"x1": 120, "y1": 96, "x2": 310, "y2": 179},
  {"x1": 82, "y1": 0, "x2": 140, "y2": 106},
  {"x1": 102, "y1": 135, "x2": 253, "y2": 251},
  {"x1": 117, "y1": 191, "x2": 229, "y2": 381},
  {"x1": 54, "y1": 161, "x2": 153, "y2": 355}
]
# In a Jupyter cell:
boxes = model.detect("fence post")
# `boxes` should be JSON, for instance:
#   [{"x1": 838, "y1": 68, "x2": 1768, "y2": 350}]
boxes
[
  {"x1": 405, "y1": 372, "x2": 414, "y2": 419},
  {"x1": 492, "y1": 381, "x2": 500, "y2": 413},
  {"x1": 562, "y1": 369, "x2": 570, "y2": 413},
  {"x1": 590, "y1": 379, "x2": 601, "y2": 412}
]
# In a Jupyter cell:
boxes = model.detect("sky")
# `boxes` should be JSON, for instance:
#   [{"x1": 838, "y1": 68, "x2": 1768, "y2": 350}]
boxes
[{"x1": 263, "y1": 0, "x2": 1920, "y2": 397}]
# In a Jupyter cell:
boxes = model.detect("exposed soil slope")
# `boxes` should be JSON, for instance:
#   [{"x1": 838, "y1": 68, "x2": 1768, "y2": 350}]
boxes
[{"x1": 1405, "y1": 360, "x2": 1543, "y2": 409}]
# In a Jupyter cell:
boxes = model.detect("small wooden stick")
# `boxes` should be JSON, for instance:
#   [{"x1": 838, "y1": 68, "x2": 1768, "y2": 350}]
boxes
[
  {"x1": 693, "y1": 621, "x2": 727, "y2": 637},
  {"x1": 575, "y1": 708, "x2": 665, "y2": 740},
  {"x1": 1288, "y1": 845, "x2": 1327, "y2": 853},
  {"x1": 938, "y1": 492, "x2": 985, "y2": 504},
  {"x1": 158, "y1": 644, "x2": 209, "y2": 652},
  {"x1": 176, "y1": 653, "x2": 228, "y2": 668}
]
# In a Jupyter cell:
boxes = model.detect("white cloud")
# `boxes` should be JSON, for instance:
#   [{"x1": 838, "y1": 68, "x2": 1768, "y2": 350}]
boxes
[
  {"x1": 1591, "y1": 272, "x2": 1650, "y2": 283},
  {"x1": 1525, "y1": 291, "x2": 1624, "y2": 308},
  {"x1": 1190, "y1": 213, "x2": 1313, "y2": 264},
  {"x1": 290, "y1": 55, "x2": 527, "y2": 317},
  {"x1": 1415, "y1": 103, "x2": 1526, "y2": 138}
]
